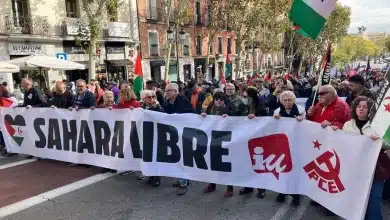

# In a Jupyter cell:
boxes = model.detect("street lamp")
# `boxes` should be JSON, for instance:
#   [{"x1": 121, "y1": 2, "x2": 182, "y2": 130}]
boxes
[{"x1": 167, "y1": 26, "x2": 186, "y2": 82}]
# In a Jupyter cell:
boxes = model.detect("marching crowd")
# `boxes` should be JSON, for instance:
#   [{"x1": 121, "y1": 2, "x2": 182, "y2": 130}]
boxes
[{"x1": 0, "y1": 70, "x2": 390, "y2": 220}]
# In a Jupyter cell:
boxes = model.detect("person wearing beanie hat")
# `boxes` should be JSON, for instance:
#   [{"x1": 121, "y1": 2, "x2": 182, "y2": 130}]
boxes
[{"x1": 346, "y1": 75, "x2": 376, "y2": 106}]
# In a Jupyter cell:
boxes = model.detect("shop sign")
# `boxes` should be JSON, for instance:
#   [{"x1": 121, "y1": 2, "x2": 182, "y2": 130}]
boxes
[
  {"x1": 107, "y1": 47, "x2": 124, "y2": 54},
  {"x1": 8, "y1": 43, "x2": 44, "y2": 55},
  {"x1": 64, "y1": 46, "x2": 85, "y2": 54}
]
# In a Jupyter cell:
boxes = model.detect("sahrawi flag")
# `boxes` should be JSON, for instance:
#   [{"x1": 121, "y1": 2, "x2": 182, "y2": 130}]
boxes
[
  {"x1": 133, "y1": 49, "x2": 143, "y2": 100},
  {"x1": 372, "y1": 73, "x2": 390, "y2": 144},
  {"x1": 289, "y1": 0, "x2": 337, "y2": 39}
]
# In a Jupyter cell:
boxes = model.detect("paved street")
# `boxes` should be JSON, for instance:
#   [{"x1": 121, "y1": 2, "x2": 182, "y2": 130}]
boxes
[{"x1": 1, "y1": 155, "x2": 390, "y2": 220}]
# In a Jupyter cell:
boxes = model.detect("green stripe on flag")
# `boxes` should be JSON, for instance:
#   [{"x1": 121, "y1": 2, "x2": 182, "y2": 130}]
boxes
[
  {"x1": 12, "y1": 136, "x2": 24, "y2": 146},
  {"x1": 384, "y1": 126, "x2": 390, "y2": 145},
  {"x1": 289, "y1": 0, "x2": 327, "y2": 39},
  {"x1": 133, "y1": 76, "x2": 143, "y2": 100}
]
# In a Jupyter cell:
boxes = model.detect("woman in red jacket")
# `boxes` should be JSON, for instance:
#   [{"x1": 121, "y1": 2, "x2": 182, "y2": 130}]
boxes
[{"x1": 117, "y1": 86, "x2": 141, "y2": 109}]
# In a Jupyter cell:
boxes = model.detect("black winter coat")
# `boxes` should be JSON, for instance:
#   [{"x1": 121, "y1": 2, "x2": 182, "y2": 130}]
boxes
[
  {"x1": 48, "y1": 92, "x2": 74, "y2": 109},
  {"x1": 164, "y1": 94, "x2": 194, "y2": 114},
  {"x1": 23, "y1": 87, "x2": 47, "y2": 107}
]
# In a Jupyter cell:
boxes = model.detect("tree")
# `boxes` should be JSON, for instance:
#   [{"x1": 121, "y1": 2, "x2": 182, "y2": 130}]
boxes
[
  {"x1": 78, "y1": 0, "x2": 119, "y2": 82},
  {"x1": 287, "y1": 3, "x2": 351, "y2": 74},
  {"x1": 332, "y1": 36, "x2": 381, "y2": 66},
  {"x1": 224, "y1": 0, "x2": 291, "y2": 77},
  {"x1": 385, "y1": 37, "x2": 390, "y2": 52},
  {"x1": 163, "y1": 0, "x2": 191, "y2": 81}
]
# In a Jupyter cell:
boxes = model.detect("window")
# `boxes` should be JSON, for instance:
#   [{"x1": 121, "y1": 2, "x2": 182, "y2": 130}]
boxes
[
  {"x1": 148, "y1": 32, "x2": 159, "y2": 57},
  {"x1": 147, "y1": 0, "x2": 157, "y2": 19},
  {"x1": 218, "y1": 37, "x2": 223, "y2": 54},
  {"x1": 196, "y1": 36, "x2": 202, "y2": 56},
  {"x1": 206, "y1": 4, "x2": 211, "y2": 25},
  {"x1": 196, "y1": 1, "x2": 202, "y2": 25},
  {"x1": 227, "y1": 38, "x2": 232, "y2": 54},
  {"x1": 235, "y1": 40, "x2": 239, "y2": 55},
  {"x1": 209, "y1": 41, "x2": 213, "y2": 55},
  {"x1": 65, "y1": 0, "x2": 78, "y2": 18},
  {"x1": 183, "y1": 34, "x2": 190, "y2": 56},
  {"x1": 11, "y1": 0, "x2": 30, "y2": 33}
]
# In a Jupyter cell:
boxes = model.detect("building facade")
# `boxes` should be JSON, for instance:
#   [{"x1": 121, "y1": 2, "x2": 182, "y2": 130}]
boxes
[
  {"x1": 138, "y1": 0, "x2": 237, "y2": 82},
  {"x1": 0, "y1": 0, "x2": 138, "y2": 92}
]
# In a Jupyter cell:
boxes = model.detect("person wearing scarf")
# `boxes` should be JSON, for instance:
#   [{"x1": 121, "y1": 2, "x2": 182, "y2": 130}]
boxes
[
  {"x1": 202, "y1": 91, "x2": 235, "y2": 197},
  {"x1": 273, "y1": 91, "x2": 305, "y2": 206},
  {"x1": 341, "y1": 96, "x2": 390, "y2": 220},
  {"x1": 239, "y1": 87, "x2": 267, "y2": 198}
]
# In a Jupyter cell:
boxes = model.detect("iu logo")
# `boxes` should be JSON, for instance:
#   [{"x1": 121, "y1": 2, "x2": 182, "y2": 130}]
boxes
[
  {"x1": 248, "y1": 134, "x2": 293, "y2": 180},
  {"x1": 303, "y1": 149, "x2": 345, "y2": 194}
]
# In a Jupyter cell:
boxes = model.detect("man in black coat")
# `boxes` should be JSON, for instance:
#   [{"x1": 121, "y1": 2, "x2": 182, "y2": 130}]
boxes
[
  {"x1": 163, "y1": 83, "x2": 193, "y2": 196},
  {"x1": 21, "y1": 78, "x2": 47, "y2": 108},
  {"x1": 48, "y1": 81, "x2": 74, "y2": 109},
  {"x1": 346, "y1": 75, "x2": 376, "y2": 106},
  {"x1": 164, "y1": 83, "x2": 194, "y2": 114}
]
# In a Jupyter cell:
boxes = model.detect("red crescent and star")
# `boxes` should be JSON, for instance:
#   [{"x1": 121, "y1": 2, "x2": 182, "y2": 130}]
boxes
[
  {"x1": 385, "y1": 96, "x2": 390, "y2": 113},
  {"x1": 313, "y1": 140, "x2": 322, "y2": 150}
]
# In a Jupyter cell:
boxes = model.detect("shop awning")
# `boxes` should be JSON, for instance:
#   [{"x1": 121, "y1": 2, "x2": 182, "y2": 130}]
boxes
[{"x1": 106, "y1": 59, "x2": 133, "y2": 66}]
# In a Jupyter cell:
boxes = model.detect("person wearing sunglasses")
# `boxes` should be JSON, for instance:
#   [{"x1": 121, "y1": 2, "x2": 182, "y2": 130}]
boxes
[
  {"x1": 201, "y1": 90, "x2": 235, "y2": 197},
  {"x1": 141, "y1": 90, "x2": 164, "y2": 187},
  {"x1": 307, "y1": 85, "x2": 350, "y2": 131},
  {"x1": 306, "y1": 85, "x2": 350, "y2": 216}
]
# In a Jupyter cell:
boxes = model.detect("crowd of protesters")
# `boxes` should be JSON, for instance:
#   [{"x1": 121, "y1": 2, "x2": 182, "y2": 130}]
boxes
[{"x1": 0, "y1": 69, "x2": 389, "y2": 220}]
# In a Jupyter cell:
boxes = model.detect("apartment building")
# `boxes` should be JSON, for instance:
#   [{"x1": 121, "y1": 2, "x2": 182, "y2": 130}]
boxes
[
  {"x1": 138, "y1": 0, "x2": 236, "y2": 82},
  {"x1": 0, "y1": 0, "x2": 138, "y2": 91}
]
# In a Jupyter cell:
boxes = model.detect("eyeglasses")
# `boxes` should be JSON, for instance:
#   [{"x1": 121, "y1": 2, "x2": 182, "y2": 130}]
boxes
[
  {"x1": 318, "y1": 91, "x2": 330, "y2": 96},
  {"x1": 214, "y1": 97, "x2": 224, "y2": 101},
  {"x1": 146, "y1": 96, "x2": 156, "y2": 99}
]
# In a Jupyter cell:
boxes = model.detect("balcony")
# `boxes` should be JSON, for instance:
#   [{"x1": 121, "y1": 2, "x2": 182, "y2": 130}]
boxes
[
  {"x1": 62, "y1": 17, "x2": 90, "y2": 36},
  {"x1": 107, "y1": 22, "x2": 131, "y2": 38},
  {"x1": 3, "y1": 14, "x2": 50, "y2": 35},
  {"x1": 145, "y1": 7, "x2": 165, "y2": 22},
  {"x1": 149, "y1": 44, "x2": 159, "y2": 57}
]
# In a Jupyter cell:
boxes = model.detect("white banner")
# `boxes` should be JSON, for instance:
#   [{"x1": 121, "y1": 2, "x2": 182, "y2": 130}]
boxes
[{"x1": 1, "y1": 107, "x2": 382, "y2": 220}]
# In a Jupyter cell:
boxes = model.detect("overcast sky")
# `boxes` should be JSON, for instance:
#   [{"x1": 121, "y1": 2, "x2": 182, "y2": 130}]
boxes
[{"x1": 338, "y1": 0, "x2": 390, "y2": 34}]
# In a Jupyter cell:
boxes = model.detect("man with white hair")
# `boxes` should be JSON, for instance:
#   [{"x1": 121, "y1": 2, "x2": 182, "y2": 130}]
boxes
[
  {"x1": 225, "y1": 83, "x2": 247, "y2": 116},
  {"x1": 21, "y1": 78, "x2": 47, "y2": 108},
  {"x1": 307, "y1": 84, "x2": 350, "y2": 216},
  {"x1": 164, "y1": 83, "x2": 193, "y2": 114},
  {"x1": 163, "y1": 83, "x2": 193, "y2": 195},
  {"x1": 308, "y1": 85, "x2": 350, "y2": 130}
]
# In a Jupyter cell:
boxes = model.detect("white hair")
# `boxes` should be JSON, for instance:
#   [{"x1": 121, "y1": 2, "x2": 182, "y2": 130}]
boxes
[
  {"x1": 165, "y1": 83, "x2": 179, "y2": 92},
  {"x1": 321, "y1": 85, "x2": 337, "y2": 97},
  {"x1": 280, "y1": 90, "x2": 296, "y2": 102},
  {"x1": 76, "y1": 79, "x2": 86, "y2": 85},
  {"x1": 141, "y1": 90, "x2": 156, "y2": 100}
]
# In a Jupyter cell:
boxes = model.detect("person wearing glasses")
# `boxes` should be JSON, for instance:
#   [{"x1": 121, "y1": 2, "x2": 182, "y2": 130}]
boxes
[
  {"x1": 307, "y1": 85, "x2": 350, "y2": 216},
  {"x1": 225, "y1": 83, "x2": 247, "y2": 116},
  {"x1": 202, "y1": 90, "x2": 235, "y2": 197},
  {"x1": 307, "y1": 85, "x2": 350, "y2": 131},
  {"x1": 163, "y1": 83, "x2": 194, "y2": 196},
  {"x1": 140, "y1": 90, "x2": 164, "y2": 187},
  {"x1": 70, "y1": 79, "x2": 96, "y2": 110}
]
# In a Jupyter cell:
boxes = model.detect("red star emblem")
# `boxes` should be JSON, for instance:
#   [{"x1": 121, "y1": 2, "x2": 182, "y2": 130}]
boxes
[
  {"x1": 313, "y1": 140, "x2": 322, "y2": 150},
  {"x1": 384, "y1": 104, "x2": 390, "y2": 113}
]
